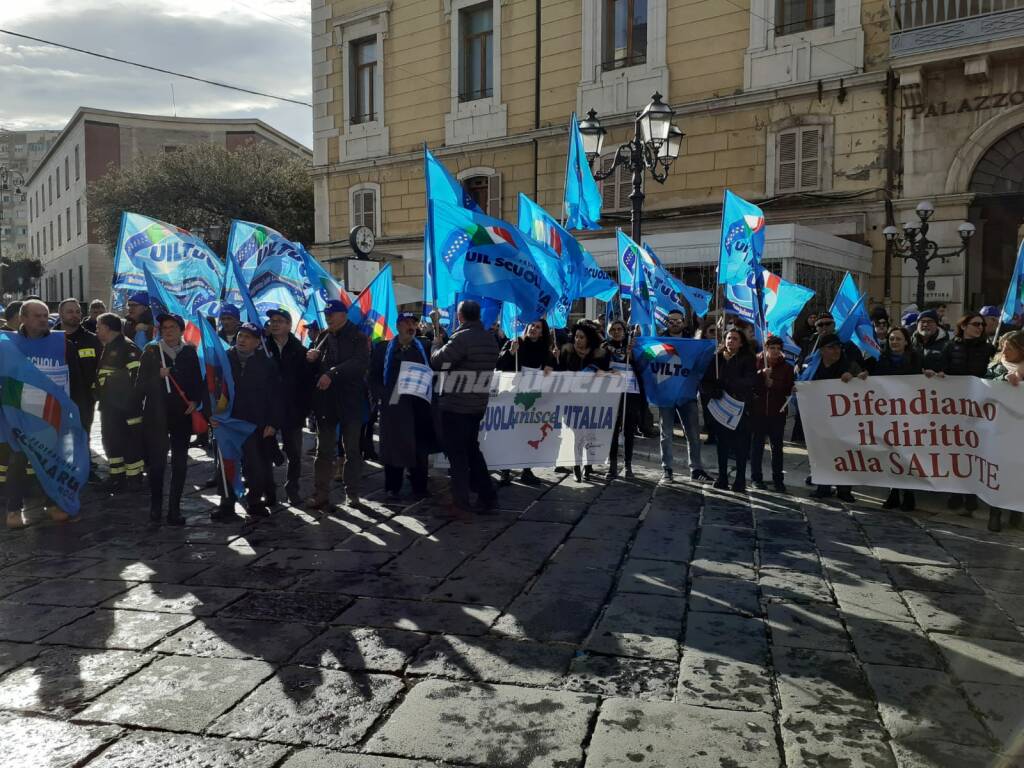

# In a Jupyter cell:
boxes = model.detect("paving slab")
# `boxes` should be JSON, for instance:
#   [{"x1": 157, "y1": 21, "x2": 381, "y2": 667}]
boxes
[
  {"x1": 337, "y1": 598, "x2": 499, "y2": 635},
  {"x1": 252, "y1": 548, "x2": 394, "y2": 572},
  {"x1": 186, "y1": 564, "x2": 302, "y2": 590},
  {"x1": 689, "y1": 556, "x2": 755, "y2": 579},
  {"x1": 677, "y1": 650, "x2": 774, "y2": 712},
  {"x1": 987, "y1": 589, "x2": 1024, "y2": 627},
  {"x1": 0, "y1": 575, "x2": 37, "y2": 599},
  {"x1": 688, "y1": 575, "x2": 760, "y2": 616},
  {"x1": 584, "y1": 592, "x2": 686, "y2": 660},
  {"x1": 103, "y1": 582, "x2": 245, "y2": 615},
  {"x1": 5, "y1": 577, "x2": 132, "y2": 607},
  {"x1": 41, "y1": 608, "x2": 193, "y2": 650},
  {"x1": 280, "y1": 751, "x2": 444, "y2": 768},
  {"x1": 845, "y1": 617, "x2": 944, "y2": 669},
  {"x1": 79, "y1": 655, "x2": 273, "y2": 732},
  {"x1": 758, "y1": 548, "x2": 822, "y2": 573},
  {"x1": 209, "y1": 665, "x2": 402, "y2": 749},
  {"x1": 73, "y1": 559, "x2": 209, "y2": 583},
  {"x1": 525, "y1": 564, "x2": 615, "y2": 600},
  {"x1": 298, "y1": 571, "x2": 441, "y2": 600},
  {"x1": 155, "y1": 617, "x2": 320, "y2": 662},
  {"x1": 0, "y1": 602, "x2": 91, "y2": 642},
  {"x1": 366, "y1": 680, "x2": 598, "y2": 768},
  {"x1": 586, "y1": 697, "x2": 780, "y2": 768},
  {"x1": 569, "y1": 514, "x2": 638, "y2": 541},
  {"x1": 774, "y1": 647, "x2": 878, "y2": 720},
  {"x1": 683, "y1": 611, "x2": 769, "y2": 665},
  {"x1": 628, "y1": 526, "x2": 695, "y2": 562},
  {"x1": 889, "y1": 740, "x2": 1021, "y2": 768},
  {"x1": 562, "y1": 653, "x2": 676, "y2": 701},
  {"x1": 0, "y1": 712, "x2": 121, "y2": 768},
  {"x1": 766, "y1": 601, "x2": 851, "y2": 651},
  {"x1": 550, "y1": 537, "x2": 628, "y2": 571},
  {"x1": 780, "y1": 715, "x2": 897, "y2": 768},
  {"x1": 930, "y1": 634, "x2": 1024, "y2": 685},
  {"x1": 0, "y1": 647, "x2": 152, "y2": 715},
  {"x1": 221, "y1": 591, "x2": 352, "y2": 624},
  {"x1": 519, "y1": 500, "x2": 588, "y2": 524},
  {"x1": 616, "y1": 558, "x2": 687, "y2": 597},
  {"x1": 863, "y1": 664, "x2": 991, "y2": 746},
  {"x1": 81, "y1": 731, "x2": 289, "y2": 768},
  {"x1": 758, "y1": 569, "x2": 833, "y2": 603},
  {"x1": 293, "y1": 626, "x2": 428, "y2": 672},
  {"x1": 961, "y1": 681, "x2": 1024, "y2": 749},
  {"x1": 1, "y1": 556, "x2": 100, "y2": 578},
  {"x1": 0, "y1": 641, "x2": 42, "y2": 676},
  {"x1": 832, "y1": 583, "x2": 915, "y2": 623},
  {"x1": 408, "y1": 634, "x2": 572, "y2": 686},
  {"x1": 902, "y1": 590, "x2": 1023, "y2": 640},
  {"x1": 492, "y1": 593, "x2": 604, "y2": 643},
  {"x1": 885, "y1": 564, "x2": 983, "y2": 594},
  {"x1": 969, "y1": 567, "x2": 1024, "y2": 594}
]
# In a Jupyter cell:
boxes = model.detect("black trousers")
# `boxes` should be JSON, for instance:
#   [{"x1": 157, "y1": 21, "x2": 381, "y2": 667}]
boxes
[
  {"x1": 146, "y1": 417, "x2": 191, "y2": 512},
  {"x1": 715, "y1": 420, "x2": 750, "y2": 483},
  {"x1": 750, "y1": 415, "x2": 785, "y2": 482},
  {"x1": 384, "y1": 457, "x2": 428, "y2": 495},
  {"x1": 441, "y1": 410, "x2": 494, "y2": 507},
  {"x1": 609, "y1": 394, "x2": 640, "y2": 468},
  {"x1": 280, "y1": 426, "x2": 303, "y2": 495}
]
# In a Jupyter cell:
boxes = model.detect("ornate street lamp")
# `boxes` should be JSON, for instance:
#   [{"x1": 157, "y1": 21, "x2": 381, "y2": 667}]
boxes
[
  {"x1": 883, "y1": 201, "x2": 975, "y2": 310},
  {"x1": 578, "y1": 92, "x2": 684, "y2": 244}
]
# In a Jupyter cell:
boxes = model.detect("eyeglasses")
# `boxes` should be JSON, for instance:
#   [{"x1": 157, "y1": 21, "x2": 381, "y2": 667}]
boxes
[{"x1": 966, "y1": 321, "x2": 984, "y2": 328}]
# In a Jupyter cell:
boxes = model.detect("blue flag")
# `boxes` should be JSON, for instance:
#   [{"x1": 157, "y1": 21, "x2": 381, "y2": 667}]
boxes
[
  {"x1": 428, "y1": 200, "x2": 562, "y2": 321},
  {"x1": 112, "y1": 212, "x2": 224, "y2": 316},
  {"x1": 224, "y1": 221, "x2": 277, "y2": 310},
  {"x1": 640, "y1": 243, "x2": 690, "y2": 327},
  {"x1": 424, "y1": 148, "x2": 482, "y2": 309},
  {"x1": 301, "y1": 250, "x2": 349, "y2": 336},
  {"x1": 798, "y1": 349, "x2": 822, "y2": 382},
  {"x1": 142, "y1": 264, "x2": 210, "y2": 371},
  {"x1": 763, "y1": 271, "x2": 815, "y2": 339},
  {"x1": 617, "y1": 229, "x2": 639, "y2": 299},
  {"x1": 349, "y1": 263, "x2": 398, "y2": 343},
  {"x1": 679, "y1": 282, "x2": 712, "y2": 318},
  {"x1": 224, "y1": 240, "x2": 261, "y2": 326},
  {"x1": 249, "y1": 239, "x2": 314, "y2": 344},
  {"x1": 632, "y1": 337, "x2": 716, "y2": 407},
  {"x1": 564, "y1": 113, "x2": 602, "y2": 231},
  {"x1": 518, "y1": 194, "x2": 616, "y2": 302},
  {"x1": 719, "y1": 190, "x2": 766, "y2": 285},
  {"x1": 1001, "y1": 239, "x2": 1024, "y2": 325},
  {"x1": 831, "y1": 272, "x2": 880, "y2": 360},
  {"x1": 500, "y1": 301, "x2": 526, "y2": 340},
  {"x1": 630, "y1": 246, "x2": 656, "y2": 336},
  {"x1": 0, "y1": 336, "x2": 89, "y2": 516}
]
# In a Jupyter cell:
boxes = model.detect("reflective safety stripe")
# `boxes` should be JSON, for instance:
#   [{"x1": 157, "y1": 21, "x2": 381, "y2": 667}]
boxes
[
  {"x1": 125, "y1": 417, "x2": 142, "y2": 426},
  {"x1": 124, "y1": 460, "x2": 144, "y2": 477},
  {"x1": 78, "y1": 348, "x2": 97, "y2": 358},
  {"x1": 126, "y1": 361, "x2": 141, "y2": 369},
  {"x1": 26, "y1": 467, "x2": 35, "y2": 475},
  {"x1": 108, "y1": 457, "x2": 124, "y2": 465},
  {"x1": 109, "y1": 465, "x2": 125, "y2": 475}
]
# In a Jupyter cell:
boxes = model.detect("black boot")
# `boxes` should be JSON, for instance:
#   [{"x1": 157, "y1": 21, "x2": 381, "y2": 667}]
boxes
[
  {"x1": 573, "y1": 466, "x2": 583, "y2": 482},
  {"x1": 583, "y1": 465, "x2": 593, "y2": 481},
  {"x1": 148, "y1": 500, "x2": 162, "y2": 526},
  {"x1": 520, "y1": 468, "x2": 540, "y2": 485},
  {"x1": 989, "y1": 509, "x2": 1003, "y2": 533},
  {"x1": 607, "y1": 463, "x2": 618, "y2": 480},
  {"x1": 166, "y1": 494, "x2": 185, "y2": 526},
  {"x1": 882, "y1": 489, "x2": 901, "y2": 510},
  {"x1": 900, "y1": 491, "x2": 916, "y2": 512},
  {"x1": 499, "y1": 470, "x2": 512, "y2": 486},
  {"x1": 1009, "y1": 511, "x2": 1022, "y2": 529}
]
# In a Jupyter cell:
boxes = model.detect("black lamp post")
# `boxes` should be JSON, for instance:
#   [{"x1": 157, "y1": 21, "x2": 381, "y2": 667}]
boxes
[
  {"x1": 883, "y1": 201, "x2": 975, "y2": 309},
  {"x1": 577, "y1": 92, "x2": 683, "y2": 245}
]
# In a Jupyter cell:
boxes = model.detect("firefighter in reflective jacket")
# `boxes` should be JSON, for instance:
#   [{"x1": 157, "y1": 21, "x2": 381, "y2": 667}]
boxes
[{"x1": 94, "y1": 313, "x2": 145, "y2": 491}]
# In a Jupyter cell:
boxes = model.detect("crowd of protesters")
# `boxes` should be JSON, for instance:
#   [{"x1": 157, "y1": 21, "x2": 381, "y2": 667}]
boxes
[{"x1": 0, "y1": 290, "x2": 1020, "y2": 533}]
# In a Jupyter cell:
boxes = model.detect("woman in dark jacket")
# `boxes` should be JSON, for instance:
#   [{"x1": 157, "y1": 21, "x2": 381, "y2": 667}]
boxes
[
  {"x1": 701, "y1": 328, "x2": 757, "y2": 493},
  {"x1": 136, "y1": 313, "x2": 205, "y2": 525},
  {"x1": 496, "y1": 318, "x2": 555, "y2": 485},
  {"x1": 556, "y1": 321, "x2": 610, "y2": 481},
  {"x1": 931, "y1": 312, "x2": 996, "y2": 515},
  {"x1": 865, "y1": 327, "x2": 923, "y2": 511},
  {"x1": 602, "y1": 319, "x2": 641, "y2": 479}
]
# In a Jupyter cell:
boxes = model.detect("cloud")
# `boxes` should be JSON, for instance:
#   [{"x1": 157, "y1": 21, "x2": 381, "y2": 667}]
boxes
[{"x1": 0, "y1": 0, "x2": 312, "y2": 146}]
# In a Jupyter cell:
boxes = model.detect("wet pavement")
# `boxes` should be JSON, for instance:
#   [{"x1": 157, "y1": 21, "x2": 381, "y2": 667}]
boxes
[{"x1": 1, "y1": 433, "x2": 1023, "y2": 768}]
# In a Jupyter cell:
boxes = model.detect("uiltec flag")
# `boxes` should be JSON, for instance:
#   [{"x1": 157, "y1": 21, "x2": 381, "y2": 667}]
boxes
[
  {"x1": 112, "y1": 212, "x2": 225, "y2": 316},
  {"x1": 349, "y1": 263, "x2": 397, "y2": 343},
  {"x1": 640, "y1": 242, "x2": 689, "y2": 326},
  {"x1": 632, "y1": 336, "x2": 716, "y2": 407},
  {"x1": 678, "y1": 282, "x2": 713, "y2": 318},
  {"x1": 143, "y1": 264, "x2": 207, "y2": 368},
  {"x1": 1001, "y1": 239, "x2": 1024, "y2": 325},
  {"x1": 428, "y1": 199, "x2": 562, "y2": 322},
  {"x1": 718, "y1": 190, "x2": 766, "y2": 286},
  {"x1": 0, "y1": 336, "x2": 89, "y2": 515},
  {"x1": 831, "y1": 272, "x2": 880, "y2": 360},
  {"x1": 630, "y1": 250, "x2": 656, "y2": 336},
  {"x1": 302, "y1": 249, "x2": 350, "y2": 333},
  {"x1": 563, "y1": 113, "x2": 603, "y2": 231},
  {"x1": 249, "y1": 241, "x2": 313, "y2": 344},
  {"x1": 224, "y1": 220, "x2": 276, "y2": 309}
]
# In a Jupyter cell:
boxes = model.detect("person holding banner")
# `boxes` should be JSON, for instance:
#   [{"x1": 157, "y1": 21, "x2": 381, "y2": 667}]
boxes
[
  {"x1": 603, "y1": 320, "x2": 640, "y2": 479},
  {"x1": 496, "y1": 319, "x2": 555, "y2": 486},
  {"x1": 749, "y1": 335, "x2": 793, "y2": 492},
  {"x1": 701, "y1": 329, "x2": 757, "y2": 493},
  {"x1": 306, "y1": 299, "x2": 370, "y2": 510},
  {"x1": 986, "y1": 331, "x2": 1023, "y2": 531},
  {"x1": 556, "y1": 321, "x2": 610, "y2": 482},
  {"x1": 136, "y1": 313, "x2": 204, "y2": 526},
  {"x1": 369, "y1": 312, "x2": 438, "y2": 500},
  {"x1": 266, "y1": 308, "x2": 312, "y2": 506},
  {"x1": 94, "y1": 314, "x2": 145, "y2": 495}
]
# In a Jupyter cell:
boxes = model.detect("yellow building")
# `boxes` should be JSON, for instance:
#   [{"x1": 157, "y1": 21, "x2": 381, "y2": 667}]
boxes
[{"x1": 312, "y1": 0, "x2": 906, "y2": 316}]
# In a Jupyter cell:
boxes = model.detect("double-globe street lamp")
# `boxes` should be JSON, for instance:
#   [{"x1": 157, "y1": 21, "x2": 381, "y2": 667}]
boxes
[
  {"x1": 883, "y1": 201, "x2": 975, "y2": 310},
  {"x1": 577, "y1": 92, "x2": 684, "y2": 245}
]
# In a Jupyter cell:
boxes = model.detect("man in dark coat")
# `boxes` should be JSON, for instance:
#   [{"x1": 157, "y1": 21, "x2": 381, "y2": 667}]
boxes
[
  {"x1": 218, "y1": 304, "x2": 241, "y2": 346},
  {"x1": 266, "y1": 307, "x2": 312, "y2": 506},
  {"x1": 429, "y1": 299, "x2": 498, "y2": 514},
  {"x1": 369, "y1": 312, "x2": 438, "y2": 500},
  {"x1": 222, "y1": 323, "x2": 282, "y2": 518},
  {"x1": 56, "y1": 299, "x2": 102, "y2": 451},
  {"x1": 911, "y1": 309, "x2": 948, "y2": 370},
  {"x1": 306, "y1": 300, "x2": 369, "y2": 509},
  {"x1": 94, "y1": 313, "x2": 144, "y2": 494}
]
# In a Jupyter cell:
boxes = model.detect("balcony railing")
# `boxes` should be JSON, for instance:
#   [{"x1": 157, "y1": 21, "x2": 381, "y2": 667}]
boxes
[{"x1": 891, "y1": 0, "x2": 1024, "y2": 55}]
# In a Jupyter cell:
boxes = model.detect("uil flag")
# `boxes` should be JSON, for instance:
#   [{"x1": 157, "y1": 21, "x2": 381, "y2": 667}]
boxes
[
  {"x1": 350, "y1": 263, "x2": 397, "y2": 343},
  {"x1": 518, "y1": 194, "x2": 616, "y2": 302},
  {"x1": 0, "y1": 336, "x2": 89, "y2": 516},
  {"x1": 679, "y1": 282, "x2": 713, "y2": 318},
  {"x1": 718, "y1": 190, "x2": 766, "y2": 285},
  {"x1": 831, "y1": 272, "x2": 880, "y2": 360},
  {"x1": 224, "y1": 221, "x2": 277, "y2": 309},
  {"x1": 617, "y1": 229, "x2": 641, "y2": 299},
  {"x1": 1001, "y1": 239, "x2": 1024, "y2": 324},
  {"x1": 112, "y1": 212, "x2": 224, "y2": 316},
  {"x1": 249, "y1": 240, "x2": 313, "y2": 345},
  {"x1": 640, "y1": 243, "x2": 689, "y2": 326},
  {"x1": 630, "y1": 245, "x2": 656, "y2": 336},
  {"x1": 302, "y1": 250, "x2": 350, "y2": 334},
  {"x1": 763, "y1": 271, "x2": 815, "y2": 339},
  {"x1": 500, "y1": 301, "x2": 527, "y2": 340},
  {"x1": 424, "y1": 147, "x2": 482, "y2": 309},
  {"x1": 564, "y1": 113, "x2": 602, "y2": 231},
  {"x1": 225, "y1": 241, "x2": 262, "y2": 326},
  {"x1": 631, "y1": 336, "x2": 716, "y2": 407},
  {"x1": 428, "y1": 199, "x2": 562, "y2": 322},
  {"x1": 142, "y1": 264, "x2": 207, "y2": 369}
]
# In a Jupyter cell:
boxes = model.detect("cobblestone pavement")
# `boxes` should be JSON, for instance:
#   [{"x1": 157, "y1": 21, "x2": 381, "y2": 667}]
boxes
[{"x1": 1, "y1": 432, "x2": 1023, "y2": 768}]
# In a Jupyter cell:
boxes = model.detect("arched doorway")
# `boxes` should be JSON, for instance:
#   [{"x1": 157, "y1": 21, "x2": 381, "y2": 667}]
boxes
[{"x1": 968, "y1": 127, "x2": 1024, "y2": 308}]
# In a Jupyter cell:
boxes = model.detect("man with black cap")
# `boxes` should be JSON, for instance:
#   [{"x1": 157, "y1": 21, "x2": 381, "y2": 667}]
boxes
[
  {"x1": 266, "y1": 307, "x2": 311, "y2": 505},
  {"x1": 55, "y1": 299, "x2": 102, "y2": 459},
  {"x1": 869, "y1": 306, "x2": 889, "y2": 348},
  {"x1": 123, "y1": 292, "x2": 156, "y2": 348},
  {"x1": 218, "y1": 304, "x2": 241, "y2": 346},
  {"x1": 94, "y1": 313, "x2": 145, "y2": 494},
  {"x1": 217, "y1": 322, "x2": 282, "y2": 519},
  {"x1": 306, "y1": 299, "x2": 369, "y2": 509},
  {"x1": 911, "y1": 309, "x2": 948, "y2": 370}
]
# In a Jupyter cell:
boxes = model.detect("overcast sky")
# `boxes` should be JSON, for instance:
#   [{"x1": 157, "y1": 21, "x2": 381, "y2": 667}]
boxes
[{"x1": 0, "y1": 0, "x2": 312, "y2": 146}]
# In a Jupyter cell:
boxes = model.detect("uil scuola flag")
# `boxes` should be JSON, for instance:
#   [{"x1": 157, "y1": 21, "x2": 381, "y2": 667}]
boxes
[
  {"x1": 632, "y1": 337, "x2": 716, "y2": 407},
  {"x1": 112, "y1": 212, "x2": 224, "y2": 316},
  {"x1": 0, "y1": 336, "x2": 89, "y2": 516},
  {"x1": 718, "y1": 190, "x2": 766, "y2": 286}
]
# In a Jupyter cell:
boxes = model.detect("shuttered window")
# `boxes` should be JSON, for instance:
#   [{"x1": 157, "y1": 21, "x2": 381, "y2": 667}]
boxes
[
  {"x1": 352, "y1": 188, "x2": 377, "y2": 234},
  {"x1": 463, "y1": 173, "x2": 502, "y2": 218},
  {"x1": 599, "y1": 153, "x2": 633, "y2": 211},
  {"x1": 776, "y1": 126, "x2": 822, "y2": 193}
]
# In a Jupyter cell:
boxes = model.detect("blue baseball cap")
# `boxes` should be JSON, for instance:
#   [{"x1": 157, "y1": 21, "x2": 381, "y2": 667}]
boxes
[
  {"x1": 155, "y1": 313, "x2": 185, "y2": 331},
  {"x1": 266, "y1": 307, "x2": 292, "y2": 322},
  {"x1": 127, "y1": 292, "x2": 150, "y2": 306},
  {"x1": 324, "y1": 299, "x2": 349, "y2": 315},
  {"x1": 236, "y1": 322, "x2": 262, "y2": 338},
  {"x1": 220, "y1": 304, "x2": 241, "y2": 319}
]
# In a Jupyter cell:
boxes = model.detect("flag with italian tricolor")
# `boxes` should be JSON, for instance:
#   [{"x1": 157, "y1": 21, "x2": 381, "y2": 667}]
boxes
[
  {"x1": 632, "y1": 336, "x2": 717, "y2": 408},
  {"x1": 0, "y1": 336, "x2": 89, "y2": 515}
]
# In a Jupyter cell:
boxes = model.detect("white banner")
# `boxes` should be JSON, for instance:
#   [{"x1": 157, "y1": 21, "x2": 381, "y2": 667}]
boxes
[
  {"x1": 798, "y1": 375, "x2": 1024, "y2": 512},
  {"x1": 708, "y1": 393, "x2": 745, "y2": 431},
  {"x1": 477, "y1": 371, "x2": 625, "y2": 469},
  {"x1": 396, "y1": 361, "x2": 433, "y2": 402}
]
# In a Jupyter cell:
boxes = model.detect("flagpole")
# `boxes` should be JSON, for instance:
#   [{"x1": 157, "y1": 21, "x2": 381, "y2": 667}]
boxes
[
  {"x1": 561, "y1": 115, "x2": 572, "y2": 228},
  {"x1": 158, "y1": 344, "x2": 172, "y2": 394}
]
